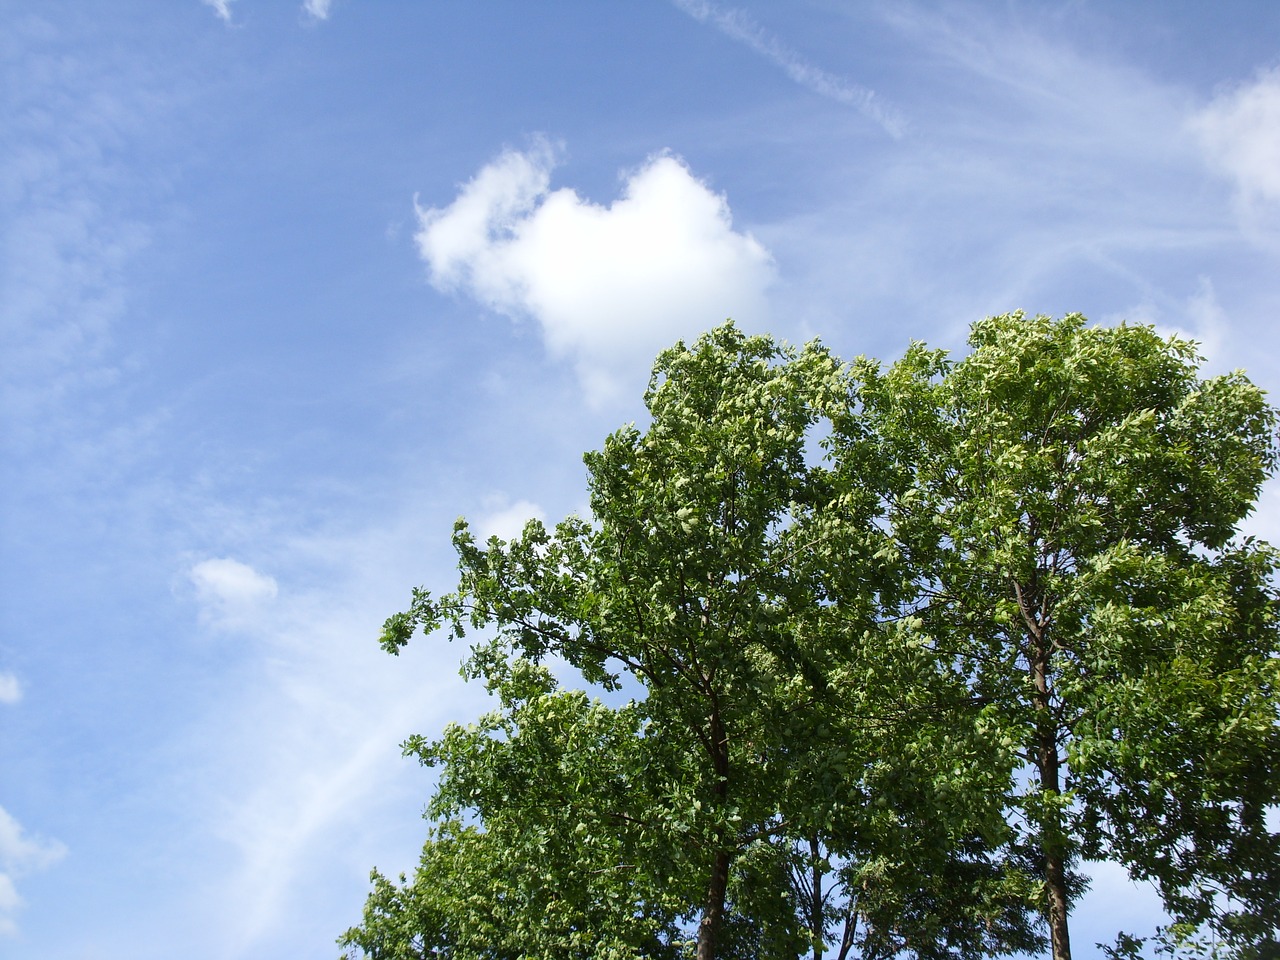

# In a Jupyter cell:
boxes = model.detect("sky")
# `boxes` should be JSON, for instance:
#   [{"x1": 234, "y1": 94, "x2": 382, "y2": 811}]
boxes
[{"x1": 2, "y1": 1, "x2": 1279, "y2": 957}]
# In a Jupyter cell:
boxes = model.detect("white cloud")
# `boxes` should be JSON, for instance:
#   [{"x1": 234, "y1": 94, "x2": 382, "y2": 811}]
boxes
[
  {"x1": 671, "y1": 0, "x2": 905, "y2": 138},
  {"x1": 475, "y1": 498, "x2": 546, "y2": 542},
  {"x1": 1191, "y1": 68, "x2": 1280, "y2": 206},
  {"x1": 417, "y1": 139, "x2": 557, "y2": 292},
  {"x1": 416, "y1": 142, "x2": 774, "y2": 403},
  {"x1": 202, "y1": 0, "x2": 235, "y2": 22},
  {"x1": 0, "y1": 805, "x2": 67, "y2": 938},
  {"x1": 189, "y1": 557, "x2": 278, "y2": 629},
  {"x1": 302, "y1": 0, "x2": 332, "y2": 20},
  {"x1": 0, "y1": 673, "x2": 20, "y2": 706},
  {"x1": 0, "y1": 808, "x2": 65, "y2": 874}
]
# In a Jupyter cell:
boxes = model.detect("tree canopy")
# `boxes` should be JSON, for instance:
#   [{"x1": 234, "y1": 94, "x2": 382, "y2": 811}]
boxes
[
  {"x1": 841, "y1": 314, "x2": 1280, "y2": 959},
  {"x1": 341, "y1": 314, "x2": 1280, "y2": 960}
]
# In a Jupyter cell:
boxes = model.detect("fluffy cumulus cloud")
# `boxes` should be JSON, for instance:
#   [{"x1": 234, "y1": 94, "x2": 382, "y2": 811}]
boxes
[
  {"x1": 415, "y1": 141, "x2": 774, "y2": 403},
  {"x1": 189, "y1": 557, "x2": 279, "y2": 630},
  {"x1": 0, "y1": 806, "x2": 67, "y2": 937},
  {"x1": 0, "y1": 673, "x2": 20, "y2": 706},
  {"x1": 1191, "y1": 68, "x2": 1280, "y2": 208},
  {"x1": 303, "y1": 0, "x2": 332, "y2": 20}
]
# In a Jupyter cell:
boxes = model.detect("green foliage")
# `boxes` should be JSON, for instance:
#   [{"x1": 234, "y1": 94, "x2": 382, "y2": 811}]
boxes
[
  {"x1": 842, "y1": 312, "x2": 1280, "y2": 958},
  {"x1": 346, "y1": 315, "x2": 1280, "y2": 960},
  {"x1": 343, "y1": 661, "x2": 691, "y2": 960}
]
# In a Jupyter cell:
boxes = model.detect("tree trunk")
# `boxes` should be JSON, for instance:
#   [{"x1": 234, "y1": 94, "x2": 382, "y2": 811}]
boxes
[
  {"x1": 811, "y1": 836, "x2": 824, "y2": 960},
  {"x1": 1044, "y1": 842, "x2": 1072, "y2": 960},
  {"x1": 1031, "y1": 633, "x2": 1072, "y2": 960},
  {"x1": 696, "y1": 709, "x2": 732, "y2": 960},
  {"x1": 697, "y1": 848, "x2": 731, "y2": 960}
]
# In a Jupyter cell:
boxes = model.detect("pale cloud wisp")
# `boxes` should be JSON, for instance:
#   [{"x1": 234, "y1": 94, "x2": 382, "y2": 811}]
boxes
[
  {"x1": 303, "y1": 0, "x2": 332, "y2": 21},
  {"x1": 189, "y1": 557, "x2": 279, "y2": 630},
  {"x1": 0, "y1": 673, "x2": 20, "y2": 706},
  {"x1": 0, "y1": 806, "x2": 67, "y2": 937},
  {"x1": 474, "y1": 498, "x2": 546, "y2": 543},
  {"x1": 1191, "y1": 67, "x2": 1280, "y2": 209},
  {"x1": 202, "y1": 0, "x2": 234, "y2": 22}
]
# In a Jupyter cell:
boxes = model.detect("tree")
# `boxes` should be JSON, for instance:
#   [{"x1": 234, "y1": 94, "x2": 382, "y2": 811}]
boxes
[
  {"x1": 343, "y1": 314, "x2": 1279, "y2": 960},
  {"x1": 346, "y1": 324, "x2": 1042, "y2": 960},
  {"x1": 365, "y1": 326, "x2": 857, "y2": 959},
  {"x1": 840, "y1": 313, "x2": 1280, "y2": 960}
]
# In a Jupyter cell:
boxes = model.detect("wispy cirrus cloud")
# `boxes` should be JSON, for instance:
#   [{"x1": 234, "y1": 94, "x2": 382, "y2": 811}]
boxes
[
  {"x1": 166, "y1": 505, "x2": 489, "y2": 958},
  {"x1": 0, "y1": 14, "x2": 159, "y2": 488},
  {"x1": 201, "y1": 0, "x2": 334, "y2": 25},
  {"x1": 415, "y1": 139, "x2": 774, "y2": 404},
  {"x1": 759, "y1": 2, "x2": 1239, "y2": 349},
  {"x1": 671, "y1": 0, "x2": 905, "y2": 138}
]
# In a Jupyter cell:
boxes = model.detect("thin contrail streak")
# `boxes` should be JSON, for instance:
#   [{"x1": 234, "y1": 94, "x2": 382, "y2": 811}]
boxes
[{"x1": 672, "y1": 0, "x2": 906, "y2": 139}]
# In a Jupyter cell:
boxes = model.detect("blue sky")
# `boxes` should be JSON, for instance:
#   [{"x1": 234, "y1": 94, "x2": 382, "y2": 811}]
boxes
[{"x1": 2, "y1": 1, "x2": 1279, "y2": 957}]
